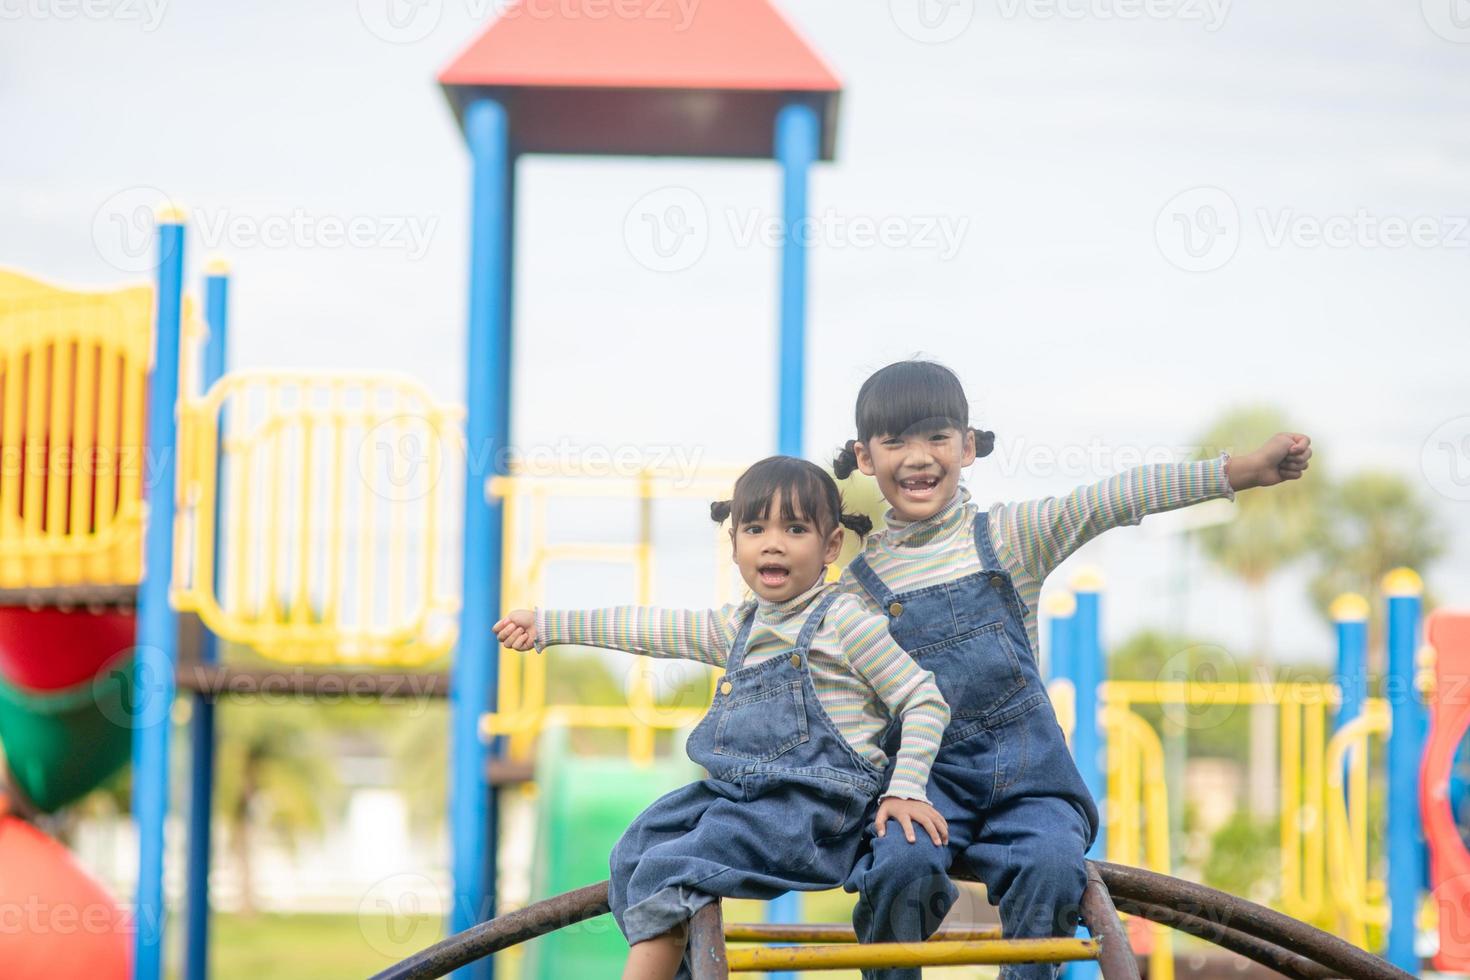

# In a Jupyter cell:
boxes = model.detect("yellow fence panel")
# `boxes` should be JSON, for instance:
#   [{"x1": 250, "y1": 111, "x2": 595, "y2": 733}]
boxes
[
  {"x1": 173, "y1": 370, "x2": 462, "y2": 666},
  {"x1": 0, "y1": 268, "x2": 204, "y2": 590}
]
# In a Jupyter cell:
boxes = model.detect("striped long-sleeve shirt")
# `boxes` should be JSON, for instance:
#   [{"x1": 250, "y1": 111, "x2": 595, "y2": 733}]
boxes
[
  {"x1": 838, "y1": 456, "x2": 1236, "y2": 655},
  {"x1": 535, "y1": 579, "x2": 950, "y2": 802}
]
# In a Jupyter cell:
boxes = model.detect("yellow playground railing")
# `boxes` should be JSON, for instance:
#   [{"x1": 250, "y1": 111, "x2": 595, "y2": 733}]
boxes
[
  {"x1": 1325, "y1": 697, "x2": 1391, "y2": 946},
  {"x1": 485, "y1": 469, "x2": 746, "y2": 766},
  {"x1": 172, "y1": 370, "x2": 463, "y2": 666},
  {"x1": 0, "y1": 268, "x2": 204, "y2": 590}
]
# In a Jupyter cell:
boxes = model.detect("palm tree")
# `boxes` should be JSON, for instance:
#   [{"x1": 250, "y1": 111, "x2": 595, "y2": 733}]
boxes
[
  {"x1": 1192, "y1": 407, "x2": 1324, "y2": 818},
  {"x1": 1306, "y1": 470, "x2": 1445, "y2": 667},
  {"x1": 1193, "y1": 406, "x2": 1324, "y2": 660},
  {"x1": 214, "y1": 704, "x2": 340, "y2": 914}
]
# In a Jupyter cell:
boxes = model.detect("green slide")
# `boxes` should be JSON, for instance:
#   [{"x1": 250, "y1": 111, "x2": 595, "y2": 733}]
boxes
[{"x1": 522, "y1": 724, "x2": 700, "y2": 979}]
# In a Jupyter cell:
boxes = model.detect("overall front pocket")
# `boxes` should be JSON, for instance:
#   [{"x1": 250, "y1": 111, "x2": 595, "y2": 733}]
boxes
[
  {"x1": 713, "y1": 680, "x2": 810, "y2": 763},
  {"x1": 911, "y1": 621, "x2": 1026, "y2": 728}
]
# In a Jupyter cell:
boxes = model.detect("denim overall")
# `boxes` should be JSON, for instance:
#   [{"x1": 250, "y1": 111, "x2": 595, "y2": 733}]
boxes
[
  {"x1": 844, "y1": 511, "x2": 1099, "y2": 980},
  {"x1": 609, "y1": 589, "x2": 883, "y2": 975}
]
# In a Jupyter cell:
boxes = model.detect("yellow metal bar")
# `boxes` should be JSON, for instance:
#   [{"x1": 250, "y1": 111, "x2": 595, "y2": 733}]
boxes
[
  {"x1": 68, "y1": 339, "x2": 97, "y2": 580},
  {"x1": 1281, "y1": 691, "x2": 1303, "y2": 919},
  {"x1": 1101, "y1": 680, "x2": 1338, "y2": 706},
  {"x1": 1303, "y1": 696, "x2": 1326, "y2": 921},
  {"x1": 725, "y1": 938, "x2": 1099, "y2": 972},
  {"x1": 324, "y1": 385, "x2": 344, "y2": 624},
  {"x1": 482, "y1": 705, "x2": 708, "y2": 739},
  {"x1": 1325, "y1": 699, "x2": 1391, "y2": 944},
  {"x1": 629, "y1": 469, "x2": 656, "y2": 766},
  {"x1": 724, "y1": 924, "x2": 1001, "y2": 943}
]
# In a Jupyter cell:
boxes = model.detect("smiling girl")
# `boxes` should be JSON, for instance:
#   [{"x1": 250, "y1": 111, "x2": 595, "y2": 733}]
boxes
[
  {"x1": 833, "y1": 359, "x2": 1312, "y2": 980},
  {"x1": 494, "y1": 456, "x2": 950, "y2": 980}
]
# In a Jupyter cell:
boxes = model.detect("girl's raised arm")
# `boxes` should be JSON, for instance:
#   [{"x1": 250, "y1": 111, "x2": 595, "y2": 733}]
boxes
[
  {"x1": 994, "y1": 452, "x2": 1235, "y2": 581},
  {"x1": 498, "y1": 604, "x2": 745, "y2": 668}
]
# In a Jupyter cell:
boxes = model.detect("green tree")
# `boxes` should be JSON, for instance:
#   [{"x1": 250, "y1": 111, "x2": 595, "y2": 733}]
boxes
[
  {"x1": 1306, "y1": 470, "x2": 1445, "y2": 662},
  {"x1": 215, "y1": 704, "x2": 341, "y2": 914},
  {"x1": 1193, "y1": 406, "x2": 1324, "y2": 660}
]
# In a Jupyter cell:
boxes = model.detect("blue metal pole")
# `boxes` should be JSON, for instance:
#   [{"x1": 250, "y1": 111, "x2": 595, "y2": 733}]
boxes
[
  {"x1": 768, "y1": 102, "x2": 820, "y2": 968},
  {"x1": 1384, "y1": 569, "x2": 1423, "y2": 972},
  {"x1": 1332, "y1": 593, "x2": 1369, "y2": 733},
  {"x1": 1068, "y1": 574, "x2": 1104, "y2": 980},
  {"x1": 184, "y1": 260, "x2": 230, "y2": 980},
  {"x1": 1071, "y1": 572, "x2": 1105, "y2": 853},
  {"x1": 1045, "y1": 592, "x2": 1077, "y2": 685},
  {"x1": 132, "y1": 209, "x2": 187, "y2": 980},
  {"x1": 774, "y1": 101, "x2": 818, "y2": 459},
  {"x1": 453, "y1": 96, "x2": 512, "y2": 980}
]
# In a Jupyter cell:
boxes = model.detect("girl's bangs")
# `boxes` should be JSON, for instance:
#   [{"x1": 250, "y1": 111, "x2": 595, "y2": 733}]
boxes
[{"x1": 856, "y1": 362, "x2": 969, "y2": 441}]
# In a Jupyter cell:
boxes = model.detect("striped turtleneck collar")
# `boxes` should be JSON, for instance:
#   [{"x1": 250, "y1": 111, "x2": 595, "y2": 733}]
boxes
[
  {"x1": 751, "y1": 575, "x2": 832, "y2": 618},
  {"x1": 881, "y1": 485, "x2": 974, "y2": 550}
]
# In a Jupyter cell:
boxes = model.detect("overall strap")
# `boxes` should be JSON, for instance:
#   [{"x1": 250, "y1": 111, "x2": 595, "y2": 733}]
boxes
[
  {"x1": 724, "y1": 603, "x2": 760, "y2": 674},
  {"x1": 972, "y1": 507, "x2": 1003, "y2": 572},
  {"x1": 845, "y1": 551, "x2": 895, "y2": 606},
  {"x1": 792, "y1": 588, "x2": 842, "y2": 667}
]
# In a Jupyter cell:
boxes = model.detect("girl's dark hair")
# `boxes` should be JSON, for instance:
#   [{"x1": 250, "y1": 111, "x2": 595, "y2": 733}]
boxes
[
  {"x1": 710, "y1": 456, "x2": 872, "y2": 538},
  {"x1": 833, "y1": 360, "x2": 995, "y2": 478}
]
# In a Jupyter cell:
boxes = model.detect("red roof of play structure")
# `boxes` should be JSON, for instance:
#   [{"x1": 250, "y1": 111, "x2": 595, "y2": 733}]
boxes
[
  {"x1": 438, "y1": 0, "x2": 842, "y2": 159},
  {"x1": 438, "y1": 0, "x2": 840, "y2": 92}
]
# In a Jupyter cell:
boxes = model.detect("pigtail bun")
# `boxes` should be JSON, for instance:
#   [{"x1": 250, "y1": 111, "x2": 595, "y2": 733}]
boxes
[
  {"x1": 833, "y1": 439, "x2": 860, "y2": 479},
  {"x1": 710, "y1": 499, "x2": 733, "y2": 525},
  {"x1": 972, "y1": 428, "x2": 996, "y2": 459},
  {"x1": 839, "y1": 511, "x2": 874, "y2": 538}
]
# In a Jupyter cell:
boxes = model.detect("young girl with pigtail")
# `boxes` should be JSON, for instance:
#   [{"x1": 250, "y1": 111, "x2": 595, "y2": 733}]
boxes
[
  {"x1": 832, "y1": 360, "x2": 1313, "y2": 980},
  {"x1": 494, "y1": 456, "x2": 952, "y2": 980}
]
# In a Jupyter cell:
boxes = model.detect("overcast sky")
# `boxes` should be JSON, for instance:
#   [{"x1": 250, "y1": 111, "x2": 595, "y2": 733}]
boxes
[{"x1": 4, "y1": 0, "x2": 1468, "y2": 665}]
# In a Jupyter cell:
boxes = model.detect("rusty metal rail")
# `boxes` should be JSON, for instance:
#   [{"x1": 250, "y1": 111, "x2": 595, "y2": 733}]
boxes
[{"x1": 371, "y1": 861, "x2": 1416, "y2": 979}]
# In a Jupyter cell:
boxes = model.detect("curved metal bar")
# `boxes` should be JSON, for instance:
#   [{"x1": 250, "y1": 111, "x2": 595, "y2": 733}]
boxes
[
  {"x1": 688, "y1": 900, "x2": 729, "y2": 979},
  {"x1": 1093, "y1": 861, "x2": 1413, "y2": 980},
  {"x1": 1078, "y1": 864, "x2": 1142, "y2": 980},
  {"x1": 367, "y1": 881, "x2": 610, "y2": 980},
  {"x1": 1112, "y1": 895, "x2": 1333, "y2": 980}
]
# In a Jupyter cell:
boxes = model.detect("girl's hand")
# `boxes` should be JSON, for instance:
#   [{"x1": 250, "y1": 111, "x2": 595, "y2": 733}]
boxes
[
  {"x1": 493, "y1": 610, "x2": 538, "y2": 651},
  {"x1": 874, "y1": 796, "x2": 949, "y2": 846},
  {"x1": 1228, "y1": 432, "x2": 1312, "y2": 491}
]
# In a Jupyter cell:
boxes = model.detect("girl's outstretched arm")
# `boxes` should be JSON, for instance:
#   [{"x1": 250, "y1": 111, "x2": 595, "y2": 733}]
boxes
[
  {"x1": 493, "y1": 604, "x2": 743, "y2": 668},
  {"x1": 994, "y1": 451, "x2": 1235, "y2": 582},
  {"x1": 995, "y1": 432, "x2": 1311, "y2": 582}
]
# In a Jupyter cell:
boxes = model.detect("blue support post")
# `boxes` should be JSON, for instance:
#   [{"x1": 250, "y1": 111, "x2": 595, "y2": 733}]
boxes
[
  {"x1": 774, "y1": 101, "x2": 818, "y2": 459},
  {"x1": 1068, "y1": 573, "x2": 1105, "y2": 980},
  {"x1": 1332, "y1": 594, "x2": 1369, "y2": 732},
  {"x1": 1384, "y1": 569, "x2": 1424, "y2": 973},
  {"x1": 1045, "y1": 592, "x2": 1077, "y2": 685},
  {"x1": 452, "y1": 96, "x2": 513, "y2": 980},
  {"x1": 768, "y1": 101, "x2": 820, "y2": 968},
  {"x1": 184, "y1": 260, "x2": 230, "y2": 980},
  {"x1": 132, "y1": 210, "x2": 188, "y2": 980}
]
